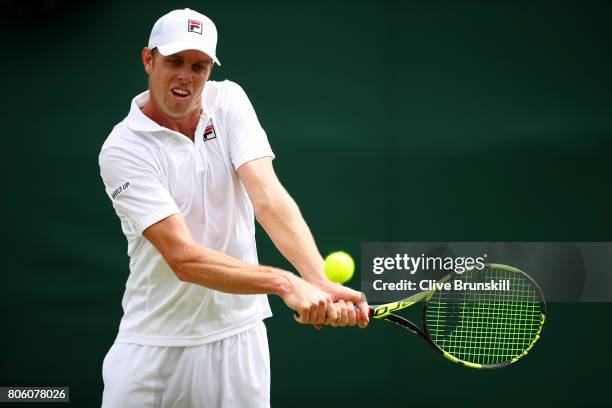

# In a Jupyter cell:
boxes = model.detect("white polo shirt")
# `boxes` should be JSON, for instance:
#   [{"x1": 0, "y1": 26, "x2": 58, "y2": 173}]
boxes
[{"x1": 99, "y1": 80, "x2": 274, "y2": 347}]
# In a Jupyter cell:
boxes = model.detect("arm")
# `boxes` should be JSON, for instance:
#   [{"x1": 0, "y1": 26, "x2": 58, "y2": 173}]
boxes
[
  {"x1": 237, "y1": 157, "x2": 369, "y2": 327},
  {"x1": 143, "y1": 213, "x2": 337, "y2": 325},
  {"x1": 237, "y1": 157, "x2": 325, "y2": 284}
]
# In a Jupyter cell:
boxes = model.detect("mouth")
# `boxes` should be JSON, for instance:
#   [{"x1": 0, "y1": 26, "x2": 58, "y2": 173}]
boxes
[{"x1": 170, "y1": 87, "x2": 191, "y2": 99}]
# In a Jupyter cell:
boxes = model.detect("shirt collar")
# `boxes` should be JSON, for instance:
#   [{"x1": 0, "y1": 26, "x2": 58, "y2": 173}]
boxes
[{"x1": 125, "y1": 89, "x2": 209, "y2": 133}]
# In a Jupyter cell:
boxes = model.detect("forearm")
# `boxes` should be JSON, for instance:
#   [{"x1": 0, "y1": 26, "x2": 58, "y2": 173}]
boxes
[
  {"x1": 255, "y1": 189, "x2": 326, "y2": 284},
  {"x1": 170, "y1": 243, "x2": 293, "y2": 296}
]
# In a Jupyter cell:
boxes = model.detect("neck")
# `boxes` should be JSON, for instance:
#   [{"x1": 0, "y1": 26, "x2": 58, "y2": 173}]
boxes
[{"x1": 141, "y1": 94, "x2": 201, "y2": 141}]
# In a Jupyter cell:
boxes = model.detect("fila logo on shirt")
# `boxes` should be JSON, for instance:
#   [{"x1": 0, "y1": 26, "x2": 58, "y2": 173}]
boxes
[
  {"x1": 203, "y1": 119, "x2": 217, "y2": 141},
  {"x1": 188, "y1": 19, "x2": 202, "y2": 34}
]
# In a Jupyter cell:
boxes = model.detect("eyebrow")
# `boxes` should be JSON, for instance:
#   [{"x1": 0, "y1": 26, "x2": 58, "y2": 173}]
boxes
[{"x1": 166, "y1": 56, "x2": 212, "y2": 64}]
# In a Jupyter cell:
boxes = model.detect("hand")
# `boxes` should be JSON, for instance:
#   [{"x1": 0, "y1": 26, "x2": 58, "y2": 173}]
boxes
[
  {"x1": 279, "y1": 272, "x2": 338, "y2": 326},
  {"x1": 310, "y1": 279, "x2": 369, "y2": 329}
]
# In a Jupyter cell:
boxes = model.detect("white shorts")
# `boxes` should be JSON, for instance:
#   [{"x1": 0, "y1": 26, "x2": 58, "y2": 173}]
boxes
[{"x1": 101, "y1": 321, "x2": 270, "y2": 408}]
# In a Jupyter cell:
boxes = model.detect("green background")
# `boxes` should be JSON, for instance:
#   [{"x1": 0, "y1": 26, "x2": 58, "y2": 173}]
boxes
[{"x1": 1, "y1": 0, "x2": 610, "y2": 406}]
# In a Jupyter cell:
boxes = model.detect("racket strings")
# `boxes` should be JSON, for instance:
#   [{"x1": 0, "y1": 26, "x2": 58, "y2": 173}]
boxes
[{"x1": 425, "y1": 266, "x2": 544, "y2": 366}]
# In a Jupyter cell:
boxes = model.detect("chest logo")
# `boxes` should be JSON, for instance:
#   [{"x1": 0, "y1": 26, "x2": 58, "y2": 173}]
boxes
[{"x1": 204, "y1": 119, "x2": 217, "y2": 141}]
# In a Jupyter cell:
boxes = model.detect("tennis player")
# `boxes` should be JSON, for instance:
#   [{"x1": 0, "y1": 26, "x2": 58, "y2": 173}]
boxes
[{"x1": 98, "y1": 8, "x2": 368, "y2": 407}]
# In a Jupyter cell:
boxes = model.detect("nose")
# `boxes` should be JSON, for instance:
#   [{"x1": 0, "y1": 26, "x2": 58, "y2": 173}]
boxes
[{"x1": 177, "y1": 66, "x2": 192, "y2": 84}]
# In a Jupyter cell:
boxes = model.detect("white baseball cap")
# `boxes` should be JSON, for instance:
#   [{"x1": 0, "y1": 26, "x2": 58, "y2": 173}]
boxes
[{"x1": 148, "y1": 8, "x2": 221, "y2": 65}]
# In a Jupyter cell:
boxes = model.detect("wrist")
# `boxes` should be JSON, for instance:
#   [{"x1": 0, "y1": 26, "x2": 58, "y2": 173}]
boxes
[
  {"x1": 295, "y1": 257, "x2": 326, "y2": 284},
  {"x1": 269, "y1": 268, "x2": 295, "y2": 297},
  {"x1": 304, "y1": 275, "x2": 331, "y2": 290},
  {"x1": 299, "y1": 266, "x2": 327, "y2": 286}
]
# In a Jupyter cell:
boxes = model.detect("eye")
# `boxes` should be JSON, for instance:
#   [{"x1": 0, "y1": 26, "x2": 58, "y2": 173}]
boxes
[{"x1": 193, "y1": 63, "x2": 208, "y2": 74}]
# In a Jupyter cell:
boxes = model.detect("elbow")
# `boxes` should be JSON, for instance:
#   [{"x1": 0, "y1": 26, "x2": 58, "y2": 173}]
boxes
[
  {"x1": 252, "y1": 188, "x2": 295, "y2": 223},
  {"x1": 250, "y1": 181, "x2": 295, "y2": 223},
  {"x1": 172, "y1": 260, "x2": 191, "y2": 282},
  {"x1": 166, "y1": 250, "x2": 194, "y2": 283},
  {"x1": 254, "y1": 199, "x2": 290, "y2": 227},
  {"x1": 253, "y1": 198, "x2": 273, "y2": 221},
  {"x1": 252, "y1": 193, "x2": 278, "y2": 222}
]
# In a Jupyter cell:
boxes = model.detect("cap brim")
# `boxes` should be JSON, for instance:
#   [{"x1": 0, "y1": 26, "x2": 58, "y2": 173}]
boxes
[{"x1": 157, "y1": 41, "x2": 221, "y2": 65}]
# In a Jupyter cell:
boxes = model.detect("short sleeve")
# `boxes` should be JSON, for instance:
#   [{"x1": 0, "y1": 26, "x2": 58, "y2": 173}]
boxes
[
  {"x1": 222, "y1": 82, "x2": 275, "y2": 170},
  {"x1": 99, "y1": 144, "x2": 180, "y2": 236}
]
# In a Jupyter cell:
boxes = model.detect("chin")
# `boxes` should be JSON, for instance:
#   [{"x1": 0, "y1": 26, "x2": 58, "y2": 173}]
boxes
[{"x1": 164, "y1": 104, "x2": 193, "y2": 118}]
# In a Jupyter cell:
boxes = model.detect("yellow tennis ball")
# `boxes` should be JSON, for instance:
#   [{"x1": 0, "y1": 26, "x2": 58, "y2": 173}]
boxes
[{"x1": 324, "y1": 251, "x2": 355, "y2": 284}]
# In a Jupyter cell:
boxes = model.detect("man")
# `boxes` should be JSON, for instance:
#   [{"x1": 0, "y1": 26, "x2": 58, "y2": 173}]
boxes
[{"x1": 99, "y1": 8, "x2": 368, "y2": 407}]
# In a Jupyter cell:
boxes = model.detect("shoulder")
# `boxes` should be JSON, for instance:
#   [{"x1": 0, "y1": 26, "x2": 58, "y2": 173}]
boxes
[
  {"x1": 99, "y1": 122, "x2": 154, "y2": 167},
  {"x1": 205, "y1": 79, "x2": 246, "y2": 95},
  {"x1": 204, "y1": 80, "x2": 252, "y2": 111}
]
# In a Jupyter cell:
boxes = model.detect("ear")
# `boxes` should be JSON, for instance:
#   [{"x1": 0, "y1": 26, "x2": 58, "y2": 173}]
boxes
[{"x1": 142, "y1": 47, "x2": 154, "y2": 74}]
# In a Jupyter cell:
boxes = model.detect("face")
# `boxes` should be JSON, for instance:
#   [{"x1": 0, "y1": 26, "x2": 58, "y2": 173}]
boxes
[{"x1": 142, "y1": 48, "x2": 213, "y2": 119}]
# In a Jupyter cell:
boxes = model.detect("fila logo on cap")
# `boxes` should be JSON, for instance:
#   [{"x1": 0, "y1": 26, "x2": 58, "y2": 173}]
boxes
[{"x1": 188, "y1": 19, "x2": 202, "y2": 34}]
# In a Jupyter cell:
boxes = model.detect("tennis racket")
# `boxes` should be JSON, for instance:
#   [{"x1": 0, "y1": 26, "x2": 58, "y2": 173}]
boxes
[{"x1": 370, "y1": 263, "x2": 546, "y2": 369}]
